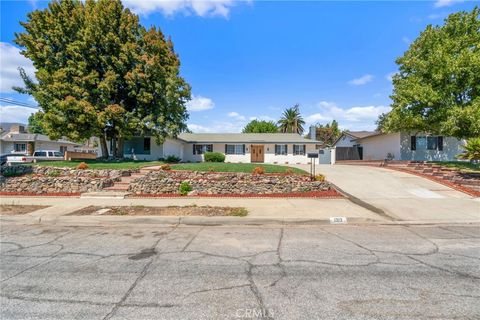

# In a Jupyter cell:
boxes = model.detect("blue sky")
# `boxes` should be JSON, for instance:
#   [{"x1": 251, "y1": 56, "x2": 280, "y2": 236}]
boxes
[{"x1": 0, "y1": 0, "x2": 478, "y2": 132}]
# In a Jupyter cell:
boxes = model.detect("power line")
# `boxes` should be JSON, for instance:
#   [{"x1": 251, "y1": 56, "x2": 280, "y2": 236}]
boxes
[{"x1": 0, "y1": 97, "x2": 40, "y2": 109}]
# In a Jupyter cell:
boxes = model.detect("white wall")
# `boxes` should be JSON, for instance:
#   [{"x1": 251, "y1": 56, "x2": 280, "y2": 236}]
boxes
[
  {"x1": 359, "y1": 133, "x2": 401, "y2": 161},
  {"x1": 399, "y1": 133, "x2": 465, "y2": 161},
  {"x1": 182, "y1": 143, "x2": 316, "y2": 164}
]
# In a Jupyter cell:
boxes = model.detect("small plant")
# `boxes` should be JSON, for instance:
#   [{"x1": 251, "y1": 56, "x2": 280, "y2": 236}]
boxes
[
  {"x1": 179, "y1": 181, "x2": 193, "y2": 196},
  {"x1": 46, "y1": 170, "x2": 61, "y2": 177},
  {"x1": 252, "y1": 166, "x2": 265, "y2": 175},
  {"x1": 285, "y1": 168, "x2": 294, "y2": 175},
  {"x1": 2, "y1": 170, "x2": 22, "y2": 177},
  {"x1": 457, "y1": 138, "x2": 480, "y2": 161},
  {"x1": 160, "y1": 164, "x2": 172, "y2": 170},
  {"x1": 76, "y1": 162, "x2": 89, "y2": 170},
  {"x1": 230, "y1": 208, "x2": 248, "y2": 217},
  {"x1": 204, "y1": 152, "x2": 225, "y2": 162},
  {"x1": 314, "y1": 174, "x2": 326, "y2": 182},
  {"x1": 165, "y1": 155, "x2": 181, "y2": 163},
  {"x1": 208, "y1": 166, "x2": 215, "y2": 172}
]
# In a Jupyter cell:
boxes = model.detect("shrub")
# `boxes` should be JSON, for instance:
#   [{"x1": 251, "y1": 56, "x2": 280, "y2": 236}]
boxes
[
  {"x1": 76, "y1": 162, "x2": 89, "y2": 170},
  {"x1": 165, "y1": 155, "x2": 181, "y2": 163},
  {"x1": 285, "y1": 168, "x2": 294, "y2": 175},
  {"x1": 160, "y1": 164, "x2": 172, "y2": 171},
  {"x1": 204, "y1": 152, "x2": 225, "y2": 162},
  {"x1": 314, "y1": 174, "x2": 326, "y2": 182},
  {"x1": 457, "y1": 138, "x2": 480, "y2": 161},
  {"x1": 208, "y1": 166, "x2": 215, "y2": 172},
  {"x1": 252, "y1": 166, "x2": 265, "y2": 175},
  {"x1": 179, "y1": 181, "x2": 193, "y2": 196},
  {"x1": 46, "y1": 170, "x2": 61, "y2": 177},
  {"x1": 229, "y1": 208, "x2": 248, "y2": 217}
]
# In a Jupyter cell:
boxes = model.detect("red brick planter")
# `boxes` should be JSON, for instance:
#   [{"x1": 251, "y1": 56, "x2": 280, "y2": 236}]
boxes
[{"x1": 0, "y1": 192, "x2": 81, "y2": 197}]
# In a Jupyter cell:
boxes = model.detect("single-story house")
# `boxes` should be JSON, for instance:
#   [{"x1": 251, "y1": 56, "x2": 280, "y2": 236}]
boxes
[
  {"x1": 331, "y1": 130, "x2": 465, "y2": 161},
  {"x1": 116, "y1": 133, "x2": 321, "y2": 164},
  {"x1": 0, "y1": 124, "x2": 78, "y2": 155}
]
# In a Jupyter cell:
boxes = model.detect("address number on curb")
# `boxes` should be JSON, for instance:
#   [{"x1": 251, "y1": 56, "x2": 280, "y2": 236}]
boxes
[{"x1": 330, "y1": 217, "x2": 347, "y2": 224}]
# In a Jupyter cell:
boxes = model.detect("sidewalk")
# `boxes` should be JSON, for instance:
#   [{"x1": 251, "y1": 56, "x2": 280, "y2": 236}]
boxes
[{"x1": 2, "y1": 195, "x2": 479, "y2": 226}]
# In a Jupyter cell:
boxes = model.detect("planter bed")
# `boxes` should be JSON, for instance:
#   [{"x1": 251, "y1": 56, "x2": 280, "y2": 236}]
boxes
[
  {"x1": 68, "y1": 205, "x2": 248, "y2": 217},
  {"x1": 129, "y1": 170, "x2": 334, "y2": 196},
  {"x1": 128, "y1": 190, "x2": 342, "y2": 198},
  {"x1": 0, "y1": 205, "x2": 49, "y2": 215}
]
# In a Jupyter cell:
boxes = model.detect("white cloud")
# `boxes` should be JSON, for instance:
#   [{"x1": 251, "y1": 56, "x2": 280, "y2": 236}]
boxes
[
  {"x1": 348, "y1": 74, "x2": 373, "y2": 86},
  {"x1": 0, "y1": 105, "x2": 37, "y2": 124},
  {"x1": 122, "y1": 0, "x2": 237, "y2": 18},
  {"x1": 434, "y1": 0, "x2": 463, "y2": 8},
  {"x1": 186, "y1": 95, "x2": 215, "y2": 112},
  {"x1": 227, "y1": 111, "x2": 246, "y2": 120},
  {"x1": 385, "y1": 72, "x2": 397, "y2": 81},
  {"x1": 0, "y1": 42, "x2": 36, "y2": 93},
  {"x1": 305, "y1": 101, "x2": 391, "y2": 131}
]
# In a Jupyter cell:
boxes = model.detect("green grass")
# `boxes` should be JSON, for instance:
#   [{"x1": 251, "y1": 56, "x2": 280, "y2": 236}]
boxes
[
  {"x1": 35, "y1": 159, "x2": 164, "y2": 170},
  {"x1": 229, "y1": 208, "x2": 248, "y2": 217},
  {"x1": 170, "y1": 162, "x2": 307, "y2": 174},
  {"x1": 430, "y1": 161, "x2": 480, "y2": 172}
]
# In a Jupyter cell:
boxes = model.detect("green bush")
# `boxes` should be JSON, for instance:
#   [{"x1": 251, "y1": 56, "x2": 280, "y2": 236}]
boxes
[
  {"x1": 179, "y1": 181, "x2": 193, "y2": 196},
  {"x1": 46, "y1": 170, "x2": 61, "y2": 177},
  {"x1": 165, "y1": 155, "x2": 181, "y2": 163},
  {"x1": 204, "y1": 152, "x2": 225, "y2": 163}
]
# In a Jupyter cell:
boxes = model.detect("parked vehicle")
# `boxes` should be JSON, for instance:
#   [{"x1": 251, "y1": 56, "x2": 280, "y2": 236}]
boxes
[
  {"x1": 5, "y1": 150, "x2": 64, "y2": 164},
  {"x1": 4, "y1": 153, "x2": 30, "y2": 164},
  {"x1": 30, "y1": 150, "x2": 64, "y2": 162}
]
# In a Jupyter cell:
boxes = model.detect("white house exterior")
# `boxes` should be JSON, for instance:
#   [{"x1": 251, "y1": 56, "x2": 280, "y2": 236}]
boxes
[
  {"x1": 0, "y1": 124, "x2": 78, "y2": 156},
  {"x1": 119, "y1": 133, "x2": 321, "y2": 164},
  {"x1": 332, "y1": 131, "x2": 465, "y2": 161}
]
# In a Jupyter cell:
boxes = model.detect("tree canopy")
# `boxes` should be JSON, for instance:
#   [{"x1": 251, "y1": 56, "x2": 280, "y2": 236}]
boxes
[
  {"x1": 379, "y1": 7, "x2": 480, "y2": 139},
  {"x1": 27, "y1": 111, "x2": 46, "y2": 134},
  {"x1": 313, "y1": 120, "x2": 342, "y2": 146},
  {"x1": 242, "y1": 119, "x2": 278, "y2": 133},
  {"x1": 14, "y1": 0, "x2": 191, "y2": 157},
  {"x1": 277, "y1": 104, "x2": 305, "y2": 134}
]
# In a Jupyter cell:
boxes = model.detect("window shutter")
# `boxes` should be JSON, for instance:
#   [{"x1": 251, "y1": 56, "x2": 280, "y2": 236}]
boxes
[
  {"x1": 304, "y1": 144, "x2": 306, "y2": 155},
  {"x1": 193, "y1": 144, "x2": 196, "y2": 155},
  {"x1": 225, "y1": 144, "x2": 227, "y2": 154},
  {"x1": 285, "y1": 144, "x2": 288, "y2": 154},
  {"x1": 438, "y1": 136, "x2": 443, "y2": 151},
  {"x1": 411, "y1": 136, "x2": 416, "y2": 151},
  {"x1": 243, "y1": 144, "x2": 246, "y2": 155}
]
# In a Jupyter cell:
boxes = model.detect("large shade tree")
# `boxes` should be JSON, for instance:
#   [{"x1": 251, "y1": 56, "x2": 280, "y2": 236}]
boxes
[
  {"x1": 378, "y1": 7, "x2": 480, "y2": 139},
  {"x1": 242, "y1": 119, "x2": 278, "y2": 133},
  {"x1": 277, "y1": 104, "x2": 305, "y2": 134},
  {"x1": 14, "y1": 0, "x2": 191, "y2": 158}
]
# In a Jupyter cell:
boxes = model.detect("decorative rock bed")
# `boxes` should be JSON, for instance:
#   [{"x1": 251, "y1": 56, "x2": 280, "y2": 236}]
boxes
[
  {"x1": 128, "y1": 170, "x2": 333, "y2": 195},
  {"x1": 0, "y1": 166, "x2": 137, "y2": 194}
]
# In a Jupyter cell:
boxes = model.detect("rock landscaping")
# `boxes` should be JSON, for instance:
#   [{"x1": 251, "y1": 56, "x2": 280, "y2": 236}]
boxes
[
  {"x1": 68, "y1": 205, "x2": 249, "y2": 216},
  {"x1": 0, "y1": 165, "x2": 137, "y2": 195},
  {"x1": 128, "y1": 170, "x2": 334, "y2": 196}
]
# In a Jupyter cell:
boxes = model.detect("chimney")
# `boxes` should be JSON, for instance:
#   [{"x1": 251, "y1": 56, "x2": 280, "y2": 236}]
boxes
[
  {"x1": 10, "y1": 125, "x2": 26, "y2": 133},
  {"x1": 309, "y1": 125, "x2": 316, "y2": 140}
]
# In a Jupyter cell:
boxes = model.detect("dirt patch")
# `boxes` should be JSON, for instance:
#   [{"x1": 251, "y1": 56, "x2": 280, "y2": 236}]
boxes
[
  {"x1": 68, "y1": 205, "x2": 248, "y2": 217},
  {"x1": 0, "y1": 205, "x2": 49, "y2": 215}
]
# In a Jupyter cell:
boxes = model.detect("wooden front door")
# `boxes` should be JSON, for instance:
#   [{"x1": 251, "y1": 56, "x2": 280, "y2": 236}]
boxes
[{"x1": 251, "y1": 145, "x2": 264, "y2": 163}]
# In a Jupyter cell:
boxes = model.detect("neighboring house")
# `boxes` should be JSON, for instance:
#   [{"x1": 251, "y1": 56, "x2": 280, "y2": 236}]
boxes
[
  {"x1": 116, "y1": 133, "x2": 321, "y2": 164},
  {"x1": 0, "y1": 124, "x2": 78, "y2": 155},
  {"x1": 332, "y1": 131, "x2": 465, "y2": 161}
]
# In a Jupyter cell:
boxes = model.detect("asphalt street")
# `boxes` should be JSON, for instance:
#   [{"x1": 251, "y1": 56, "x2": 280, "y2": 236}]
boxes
[{"x1": 1, "y1": 223, "x2": 479, "y2": 320}]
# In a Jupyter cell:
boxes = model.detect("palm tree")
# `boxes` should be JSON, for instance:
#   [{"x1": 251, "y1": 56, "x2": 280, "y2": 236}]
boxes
[
  {"x1": 457, "y1": 138, "x2": 480, "y2": 161},
  {"x1": 277, "y1": 104, "x2": 305, "y2": 134}
]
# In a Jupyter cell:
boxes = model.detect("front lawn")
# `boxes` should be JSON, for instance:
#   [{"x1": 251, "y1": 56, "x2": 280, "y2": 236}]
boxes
[
  {"x1": 170, "y1": 162, "x2": 307, "y2": 174},
  {"x1": 35, "y1": 160, "x2": 164, "y2": 170},
  {"x1": 430, "y1": 161, "x2": 480, "y2": 173}
]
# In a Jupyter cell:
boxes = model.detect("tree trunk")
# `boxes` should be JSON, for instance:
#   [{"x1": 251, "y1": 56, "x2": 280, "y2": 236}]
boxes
[
  {"x1": 116, "y1": 137, "x2": 124, "y2": 159},
  {"x1": 100, "y1": 135, "x2": 109, "y2": 159}
]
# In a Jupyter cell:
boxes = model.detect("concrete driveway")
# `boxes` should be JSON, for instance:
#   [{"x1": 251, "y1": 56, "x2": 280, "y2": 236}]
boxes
[{"x1": 293, "y1": 164, "x2": 480, "y2": 222}]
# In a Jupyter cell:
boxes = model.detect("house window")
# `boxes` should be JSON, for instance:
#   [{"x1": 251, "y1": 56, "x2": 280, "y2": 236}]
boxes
[
  {"x1": 60, "y1": 146, "x2": 67, "y2": 154},
  {"x1": 293, "y1": 144, "x2": 306, "y2": 155},
  {"x1": 411, "y1": 136, "x2": 444, "y2": 151},
  {"x1": 225, "y1": 144, "x2": 245, "y2": 155},
  {"x1": 193, "y1": 144, "x2": 213, "y2": 155},
  {"x1": 143, "y1": 138, "x2": 151, "y2": 152},
  {"x1": 275, "y1": 144, "x2": 288, "y2": 155},
  {"x1": 14, "y1": 143, "x2": 26, "y2": 152}
]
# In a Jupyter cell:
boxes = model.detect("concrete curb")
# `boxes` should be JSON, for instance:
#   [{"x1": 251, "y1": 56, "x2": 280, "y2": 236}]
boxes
[{"x1": 2, "y1": 214, "x2": 479, "y2": 227}]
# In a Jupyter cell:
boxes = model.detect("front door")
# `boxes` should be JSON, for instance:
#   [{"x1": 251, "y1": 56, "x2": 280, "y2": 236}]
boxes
[{"x1": 251, "y1": 145, "x2": 264, "y2": 163}]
